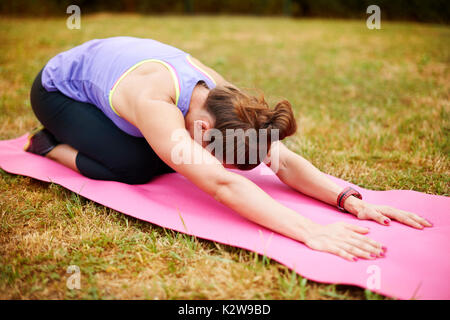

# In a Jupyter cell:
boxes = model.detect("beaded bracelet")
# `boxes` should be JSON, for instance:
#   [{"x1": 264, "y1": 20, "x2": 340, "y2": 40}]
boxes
[{"x1": 337, "y1": 186, "x2": 362, "y2": 212}]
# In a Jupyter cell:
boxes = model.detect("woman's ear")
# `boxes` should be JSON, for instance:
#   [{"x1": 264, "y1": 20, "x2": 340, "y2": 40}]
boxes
[
  {"x1": 193, "y1": 119, "x2": 210, "y2": 133},
  {"x1": 192, "y1": 119, "x2": 211, "y2": 145},
  {"x1": 201, "y1": 119, "x2": 212, "y2": 132}
]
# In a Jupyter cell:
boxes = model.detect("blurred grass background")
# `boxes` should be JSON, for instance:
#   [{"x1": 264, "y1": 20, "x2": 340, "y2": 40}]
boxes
[
  {"x1": 0, "y1": 13, "x2": 449, "y2": 299},
  {"x1": 1, "y1": 0, "x2": 449, "y2": 23}
]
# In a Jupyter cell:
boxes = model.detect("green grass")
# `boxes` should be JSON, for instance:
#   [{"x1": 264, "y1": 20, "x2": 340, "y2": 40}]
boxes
[{"x1": 0, "y1": 14, "x2": 449, "y2": 299}]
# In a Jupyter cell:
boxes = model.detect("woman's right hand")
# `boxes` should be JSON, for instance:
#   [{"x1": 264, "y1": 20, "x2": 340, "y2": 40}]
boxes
[{"x1": 304, "y1": 222, "x2": 386, "y2": 261}]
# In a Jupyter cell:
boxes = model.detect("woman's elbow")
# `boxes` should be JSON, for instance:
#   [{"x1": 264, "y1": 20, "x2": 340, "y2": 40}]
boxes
[{"x1": 208, "y1": 171, "x2": 242, "y2": 205}]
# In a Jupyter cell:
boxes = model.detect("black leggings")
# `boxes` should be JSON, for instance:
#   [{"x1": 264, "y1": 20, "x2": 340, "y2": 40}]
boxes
[{"x1": 30, "y1": 68, "x2": 174, "y2": 184}]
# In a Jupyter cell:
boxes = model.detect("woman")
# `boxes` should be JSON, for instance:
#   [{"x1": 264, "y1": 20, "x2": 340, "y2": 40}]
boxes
[{"x1": 25, "y1": 37, "x2": 432, "y2": 261}]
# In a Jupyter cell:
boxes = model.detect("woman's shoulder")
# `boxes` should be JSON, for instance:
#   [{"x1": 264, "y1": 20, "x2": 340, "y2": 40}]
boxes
[{"x1": 111, "y1": 61, "x2": 177, "y2": 118}]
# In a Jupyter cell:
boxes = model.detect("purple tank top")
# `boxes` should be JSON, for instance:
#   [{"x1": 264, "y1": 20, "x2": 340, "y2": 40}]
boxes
[{"x1": 41, "y1": 37, "x2": 217, "y2": 137}]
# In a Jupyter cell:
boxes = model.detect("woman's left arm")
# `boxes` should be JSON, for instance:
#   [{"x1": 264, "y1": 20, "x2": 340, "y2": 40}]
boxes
[{"x1": 269, "y1": 141, "x2": 433, "y2": 229}]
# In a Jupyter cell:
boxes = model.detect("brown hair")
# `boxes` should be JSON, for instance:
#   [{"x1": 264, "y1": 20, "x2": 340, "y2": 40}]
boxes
[{"x1": 204, "y1": 86, "x2": 297, "y2": 170}]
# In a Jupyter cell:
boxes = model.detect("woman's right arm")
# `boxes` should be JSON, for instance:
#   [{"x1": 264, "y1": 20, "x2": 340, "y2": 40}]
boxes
[{"x1": 131, "y1": 99, "x2": 383, "y2": 261}]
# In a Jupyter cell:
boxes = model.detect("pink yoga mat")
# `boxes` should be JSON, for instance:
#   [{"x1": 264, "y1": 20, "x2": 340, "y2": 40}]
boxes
[{"x1": 1, "y1": 134, "x2": 449, "y2": 299}]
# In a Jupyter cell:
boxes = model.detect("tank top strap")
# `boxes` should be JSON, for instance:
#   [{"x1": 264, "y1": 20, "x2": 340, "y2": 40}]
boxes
[
  {"x1": 185, "y1": 54, "x2": 217, "y2": 89},
  {"x1": 165, "y1": 54, "x2": 217, "y2": 116}
]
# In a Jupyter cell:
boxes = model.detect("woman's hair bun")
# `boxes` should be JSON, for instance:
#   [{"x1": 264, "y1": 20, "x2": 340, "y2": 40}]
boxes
[{"x1": 266, "y1": 100, "x2": 297, "y2": 140}]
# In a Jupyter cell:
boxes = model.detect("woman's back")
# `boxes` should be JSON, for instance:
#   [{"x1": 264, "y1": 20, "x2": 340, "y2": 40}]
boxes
[{"x1": 41, "y1": 37, "x2": 216, "y2": 137}]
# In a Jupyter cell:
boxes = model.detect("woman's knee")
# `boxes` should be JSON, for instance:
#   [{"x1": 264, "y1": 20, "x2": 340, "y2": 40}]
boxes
[
  {"x1": 78, "y1": 152, "x2": 169, "y2": 184},
  {"x1": 107, "y1": 161, "x2": 155, "y2": 185},
  {"x1": 119, "y1": 173, "x2": 152, "y2": 185}
]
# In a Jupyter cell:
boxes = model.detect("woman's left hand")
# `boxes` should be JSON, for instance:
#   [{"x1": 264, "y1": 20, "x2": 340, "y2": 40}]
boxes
[{"x1": 344, "y1": 197, "x2": 433, "y2": 229}]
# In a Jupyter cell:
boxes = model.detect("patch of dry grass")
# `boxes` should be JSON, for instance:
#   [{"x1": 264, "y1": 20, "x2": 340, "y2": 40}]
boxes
[{"x1": 0, "y1": 14, "x2": 449, "y2": 300}]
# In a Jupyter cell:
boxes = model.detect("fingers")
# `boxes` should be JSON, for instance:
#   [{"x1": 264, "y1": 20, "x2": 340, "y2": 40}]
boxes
[
  {"x1": 328, "y1": 226, "x2": 386, "y2": 261},
  {"x1": 349, "y1": 232, "x2": 383, "y2": 251},
  {"x1": 328, "y1": 239, "x2": 385, "y2": 262},
  {"x1": 328, "y1": 246, "x2": 358, "y2": 262},
  {"x1": 344, "y1": 236, "x2": 384, "y2": 258},
  {"x1": 410, "y1": 213, "x2": 433, "y2": 227},
  {"x1": 342, "y1": 223, "x2": 370, "y2": 234},
  {"x1": 355, "y1": 207, "x2": 391, "y2": 226},
  {"x1": 340, "y1": 224, "x2": 384, "y2": 259},
  {"x1": 397, "y1": 209, "x2": 433, "y2": 228},
  {"x1": 369, "y1": 210, "x2": 391, "y2": 226},
  {"x1": 401, "y1": 217, "x2": 426, "y2": 229},
  {"x1": 381, "y1": 206, "x2": 433, "y2": 229},
  {"x1": 337, "y1": 242, "x2": 375, "y2": 260},
  {"x1": 340, "y1": 225, "x2": 386, "y2": 260}
]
